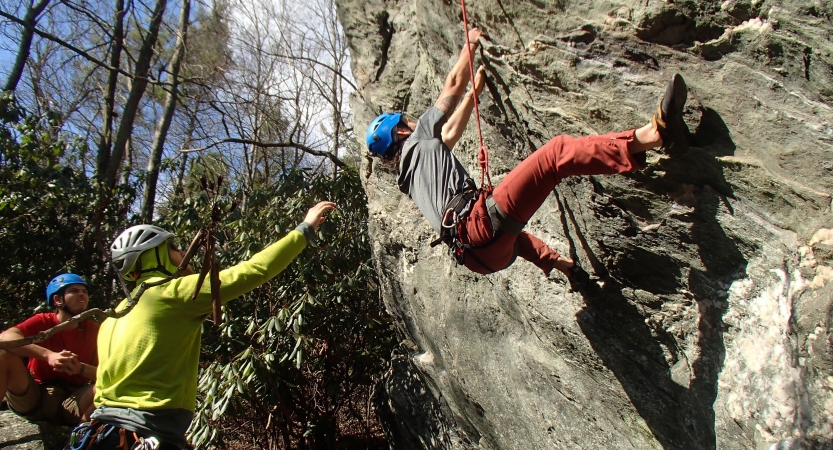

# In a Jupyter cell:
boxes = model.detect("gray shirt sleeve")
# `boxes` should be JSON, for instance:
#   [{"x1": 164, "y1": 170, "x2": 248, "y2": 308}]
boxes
[
  {"x1": 411, "y1": 106, "x2": 446, "y2": 140},
  {"x1": 295, "y1": 222, "x2": 316, "y2": 243}
]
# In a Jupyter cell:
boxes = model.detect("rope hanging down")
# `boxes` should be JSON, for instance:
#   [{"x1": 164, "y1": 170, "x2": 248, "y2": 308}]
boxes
[{"x1": 461, "y1": 0, "x2": 492, "y2": 189}]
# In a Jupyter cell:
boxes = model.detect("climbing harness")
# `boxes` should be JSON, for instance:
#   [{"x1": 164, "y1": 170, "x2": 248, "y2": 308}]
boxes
[
  {"x1": 461, "y1": 0, "x2": 492, "y2": 189},
  {"x1": 430, "y1": 178, "x2": 479, "y2": 264},
  {"x1": 67, "y1": 421, "x2": 170, "y2": 450},
  {"x1": 430, "y1": 179, "x2": 501, "y2": 273},
  {"x1": 431, "y1": 180, "x2": 528, "y2": 273}
]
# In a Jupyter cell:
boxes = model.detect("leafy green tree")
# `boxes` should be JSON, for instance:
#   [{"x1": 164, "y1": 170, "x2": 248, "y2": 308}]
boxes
[{"x1": 0, "y1": 96, "x2": 135, "y2": 326}]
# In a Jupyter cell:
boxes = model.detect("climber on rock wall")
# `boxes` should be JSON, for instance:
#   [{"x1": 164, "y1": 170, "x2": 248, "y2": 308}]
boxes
[{"x1": 366, "y1": 26, "x2": 688, "y2": 287}]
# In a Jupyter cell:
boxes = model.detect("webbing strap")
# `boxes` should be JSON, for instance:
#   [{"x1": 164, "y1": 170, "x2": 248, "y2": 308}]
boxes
[
  {"x1": 460, "y1": 0, "x2": 492, "y2": 189},
  {"x1": 485, "y1": 196, "x2": 525, "y2": 235}
]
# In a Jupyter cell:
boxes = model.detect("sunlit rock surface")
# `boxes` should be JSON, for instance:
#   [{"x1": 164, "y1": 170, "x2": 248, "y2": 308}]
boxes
[
  {"x1": 0, "y1": 410, "x2": 70, "y2": 450},
  {"x1": 336, "y1": 0, "x2": 833, "y2": 448}
]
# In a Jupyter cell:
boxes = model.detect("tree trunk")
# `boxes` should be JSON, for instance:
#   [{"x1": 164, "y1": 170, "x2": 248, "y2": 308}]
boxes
[
  {"x1": 95, "y1": 0, "x2": 127, "y2": 180},
  {"x1": 142, "y1": 0, "x2": 191, "y2": 221},
  {"x1": 120, "y1": 136, "x2": 132, "y2": 186},
  {"x1": 3, "y1": 0, "x2": 51, "y2": 93},
  {"x1": 104, "y1": 0, "x2": 168, "y2": 188},
  {"x1": 175, "y1": 111, "x2": 198, "y2": 195}
]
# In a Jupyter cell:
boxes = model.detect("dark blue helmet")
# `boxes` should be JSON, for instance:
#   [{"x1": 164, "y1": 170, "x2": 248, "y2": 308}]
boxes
[
  {"x1": 46, "y1": 273, "x2": 87, "y2": 307},
  {"x1": 366, "y1": 113, "x2": 403, "y2": 157}
]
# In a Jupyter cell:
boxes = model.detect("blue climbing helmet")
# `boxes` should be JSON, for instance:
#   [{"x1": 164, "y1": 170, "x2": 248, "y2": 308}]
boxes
[
  {"x1": 366, "y1": 113, "x2": 404, "y2": 157},
  {"x1": 46, "y1": 273, "x2": 87, "y2": 307}
]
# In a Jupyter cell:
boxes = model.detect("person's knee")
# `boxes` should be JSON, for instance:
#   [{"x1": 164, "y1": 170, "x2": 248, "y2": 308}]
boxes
[
  {"x1": 81, "y1": 385, "x2": 95, "y2": 407},
  {"x1": 0, "y1": 350, "x2": 30, "y2": 388},
  {"x1": 81, "y1": 392, "x2": 96, "y2": 422},
  {"x1": 77, "y1": 384, "x2": 96, "y2": 418},
  {"x1": 0, "y1": 349, "x2": 22, "y2": 371},
  {"x1": 0, "y1": 348, "x2": 25, "y2": 365}
]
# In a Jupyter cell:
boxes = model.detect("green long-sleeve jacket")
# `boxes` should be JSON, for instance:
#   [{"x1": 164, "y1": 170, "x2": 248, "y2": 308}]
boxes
[{"x1": 94, "y1": 228, "x2": 309, "y2": 413}]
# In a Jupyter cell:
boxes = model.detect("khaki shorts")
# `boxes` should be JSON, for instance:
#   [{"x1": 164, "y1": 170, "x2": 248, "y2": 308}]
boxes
[{"x1": 6, "y1": 372, "x2": 93, "y2": 425}]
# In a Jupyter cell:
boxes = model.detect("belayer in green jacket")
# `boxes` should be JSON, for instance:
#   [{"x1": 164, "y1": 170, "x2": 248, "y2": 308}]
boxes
[{"x1": 71, "y1": 201, "x2": 335, "y2": 450}]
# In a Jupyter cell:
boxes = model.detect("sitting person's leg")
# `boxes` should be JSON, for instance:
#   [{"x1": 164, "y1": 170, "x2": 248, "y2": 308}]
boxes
[
  {"x1": 66, "y1": 383, "x2": 96, "y2": 423},
  {"x1": 0, "y1": 349, "x2": 36, "y2": 411},
  {"x1": 15, "y1": 384, "x2": 88, "y2": 425},
  {"x1": 2, "y1": 349, "x2": 88, "y2": 425}
]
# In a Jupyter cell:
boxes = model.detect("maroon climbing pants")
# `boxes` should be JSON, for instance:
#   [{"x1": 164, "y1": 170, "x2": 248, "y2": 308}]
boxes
[{"x1": 459, "y1": 129, "x2": 646, "y2": 274}]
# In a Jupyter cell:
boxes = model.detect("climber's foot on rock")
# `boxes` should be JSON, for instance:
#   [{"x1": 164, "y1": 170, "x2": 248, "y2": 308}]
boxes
[
  {"x1": 652, "y1": 73, "x2": 688, "y2": 151},
  {"x1": 554, "y1": 257, "x2": 590, "y2": 290}
]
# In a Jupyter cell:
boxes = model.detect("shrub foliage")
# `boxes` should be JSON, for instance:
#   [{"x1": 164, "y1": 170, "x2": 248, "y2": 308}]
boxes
[
  {"x1": 158, "y1": 168, "x2": 395, "y2": 448},
  {"x1": 0, "y1": 97, "x2": 134, "y2": 325}
]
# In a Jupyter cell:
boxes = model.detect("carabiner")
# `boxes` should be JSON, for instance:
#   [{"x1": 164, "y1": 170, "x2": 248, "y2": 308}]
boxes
[
  {"x1": 441, "y1": 209, "x2": 459, "y2": 229},
  {"x1": 131, "y1": 437, "x2": 160, "y2": 450}
]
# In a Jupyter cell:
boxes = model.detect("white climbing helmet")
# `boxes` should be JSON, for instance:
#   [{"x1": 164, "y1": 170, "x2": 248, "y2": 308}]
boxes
[{"x1": 111, "y1": 224, "x2": 175, "y2": 279}]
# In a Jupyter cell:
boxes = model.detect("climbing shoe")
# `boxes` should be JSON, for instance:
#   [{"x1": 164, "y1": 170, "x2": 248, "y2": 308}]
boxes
[
  {"x1": 567, "y1": 264, "x2": 591, "y2": 290},
  {"x1": 652, "y1": 73, "x2": 688, "y2": 150}
]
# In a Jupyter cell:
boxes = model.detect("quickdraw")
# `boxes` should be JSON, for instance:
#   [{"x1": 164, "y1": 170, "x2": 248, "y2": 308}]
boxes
[{"x1": 430, "y1": 178, "x2": 479, "y2": 265}]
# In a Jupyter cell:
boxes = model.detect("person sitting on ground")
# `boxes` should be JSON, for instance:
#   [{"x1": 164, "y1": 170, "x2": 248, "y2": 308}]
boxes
[
  {"x1": 0, "y1": 273, "x2": 99, "y2": 425},
  {"x1": 366, "y1": 26, "x2": 687, "y2": 285},
  {"x1": 73, "y1": 201, "x2": 335, "y2": 450}
]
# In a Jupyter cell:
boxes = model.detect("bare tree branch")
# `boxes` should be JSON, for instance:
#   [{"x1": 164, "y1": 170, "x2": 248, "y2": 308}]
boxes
[
  {"x1": 105, "y1": 0, "x2": 169, "y2": 187},
  {"x1": 143, "y1": 0, "x2": 191, "y2": 221},
  {"x1": 95, "y1": 0, "x2": 127, "y2": 178},
  {"x1": 0, "y1": 8, "x2": 170, "y2": 87},
  {"x1": 3, "y1": 0, "x2": 51, "y2": 92},
  {"x1": 180, "y1": 137, "x2": 346, "y2": 167},
  {"x1": 262, "y1": 50, "x2": 358, "y2": 92},
  {"x1": 58, "y1": 0, "x2": 113, "y2": 38}
]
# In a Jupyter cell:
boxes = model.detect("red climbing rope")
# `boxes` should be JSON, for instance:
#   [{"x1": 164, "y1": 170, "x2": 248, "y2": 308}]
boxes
[{"x1": 461, "y1": 0, "x2": 492, "y2": 189}]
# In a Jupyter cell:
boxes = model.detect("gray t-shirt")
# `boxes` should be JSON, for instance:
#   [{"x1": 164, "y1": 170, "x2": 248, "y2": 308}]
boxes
[{"x1": 397, "y1": 106, "x2": 471, "y2": 232}]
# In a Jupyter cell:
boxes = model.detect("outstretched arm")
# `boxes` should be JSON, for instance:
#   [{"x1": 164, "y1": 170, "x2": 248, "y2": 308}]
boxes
[
  {"x1": 442, "y1": 66, "x2": 486, "y2": 149},
  {"x1": 434, "y1": 27, "x2": 482, "y2": 115},
  {"x1": 179, "y1": 201, "x2": 337, "y2": 316}
]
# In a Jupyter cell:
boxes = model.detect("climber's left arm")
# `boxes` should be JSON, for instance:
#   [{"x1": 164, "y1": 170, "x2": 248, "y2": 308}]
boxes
[{"x1": 441, "y1": 66, "x2": 485, "y2": 150}]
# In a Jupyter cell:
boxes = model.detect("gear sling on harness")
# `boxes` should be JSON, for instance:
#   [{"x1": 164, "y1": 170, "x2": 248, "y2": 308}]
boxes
[
  {"x1": 429, "y1": 179, "x2": 526, "y2": 274},
  {"x1": 430, "y1": 178, "x2": 480, "y2": 264},
  {"x1": 66, "y1": 420, "x2": 177, "y2": 450}
]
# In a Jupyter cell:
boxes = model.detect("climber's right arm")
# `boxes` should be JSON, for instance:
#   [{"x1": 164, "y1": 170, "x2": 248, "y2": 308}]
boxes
[{"x1": 441, "y1": 66, "x2": 485, "y2": 149}]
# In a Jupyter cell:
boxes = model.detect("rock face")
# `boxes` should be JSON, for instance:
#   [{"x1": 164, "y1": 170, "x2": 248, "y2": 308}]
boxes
[
  {"x1": 337, "y1": 0, "x2": 833, "y2": 448},
  {"x1": 0, "y1": 410, "x2": 71, "y2": 450}
]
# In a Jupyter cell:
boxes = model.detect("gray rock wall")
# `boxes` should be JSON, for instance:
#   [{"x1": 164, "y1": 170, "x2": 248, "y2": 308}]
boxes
[
  {"x1": 0, "y1": 410, "x2": 71, "y2": 450},
  {"x1": 337, "y1": 0, "x2": 833, "y2": 448}
]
